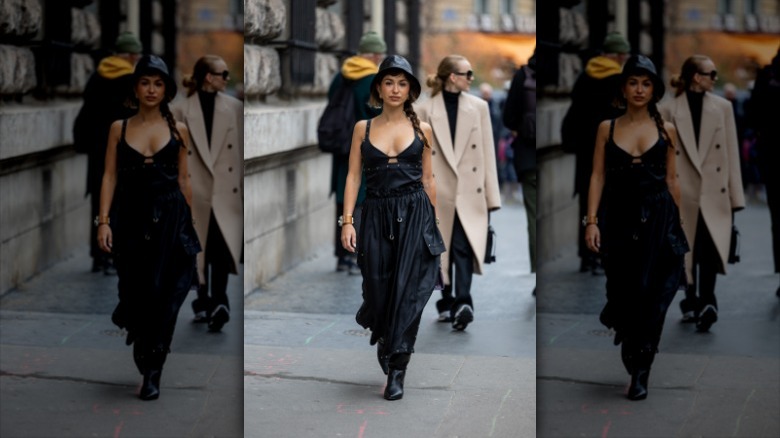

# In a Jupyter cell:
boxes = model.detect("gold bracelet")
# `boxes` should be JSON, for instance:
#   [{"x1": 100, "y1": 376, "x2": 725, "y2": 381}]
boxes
[
  {"x1": 94, "y1": 215, "x2": 110, "y2": 227},
  {"x1": 581, "y1": 215, "x2": 598, "y2": 227}
]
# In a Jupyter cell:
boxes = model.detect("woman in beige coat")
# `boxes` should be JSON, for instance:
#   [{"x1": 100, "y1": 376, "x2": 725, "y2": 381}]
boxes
[
  {"x1": 660, "y1": 55, "x2": 745, "y2": 332},
  {"x1": 172, "y1": 55, "x2": 243, "y2": 332},
  {"x1": 415, "y1": 55, "x2": 502, "y2": 331}
]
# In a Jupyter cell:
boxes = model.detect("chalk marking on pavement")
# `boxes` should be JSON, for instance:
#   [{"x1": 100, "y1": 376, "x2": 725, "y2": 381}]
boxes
[
  {"x1": 113, "y1": 420, "x2": 124, "y2": 438},
  {"x1": 547, "y1": 321, "x2": 582, "y2": 345},
  {"x1": 305, "y1": 317, "x2": 343, "y2": 345},
  {"x1": 732, "y1": 388, "x2": 756, "y2": 437},
  {"x1": 357, "y1": 419, "x2": 368, "y2": 438},
  {"x1": 60, "y1": 321, "x2": 94, "y2": 345},
  {"x1": 488, "y1": 389, "x2": 512, "y2": 436},
  {"x1": 601, "y1": 419, "x2": 612, "y2": 438}
]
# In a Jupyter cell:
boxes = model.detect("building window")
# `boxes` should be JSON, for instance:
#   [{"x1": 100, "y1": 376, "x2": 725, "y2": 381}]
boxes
[
  {"x1": 475, "y1": 0, "x2": 489, "y2": 15},
  {"x1": 718, "y1": 0, "x2": 733, "y2": 14},
  {"x1": 745, "y1": 0, "x2": 758, "y2": 15},
  {"x1": 500, "y1": 0, "x2": 514, "y2": 15}
]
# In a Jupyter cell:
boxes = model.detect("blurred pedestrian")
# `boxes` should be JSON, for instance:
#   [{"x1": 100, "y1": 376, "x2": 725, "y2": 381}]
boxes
[
  {"x1": 325, "y1": 31, "x2": 386, "y2": 275},
  {"x1": 561, "y1": 32, "x2": 631, "y2": 275},
  {"x1": 586, "y1": 55, "x2": 688, "y2": 401},
  {"x1": 502, "y1": 52, "x2": 537, "y2": 294},
  {"x1": 342, "y1": 55, "x2": 443, "y2": 400},
  {"x1": 416, "y1": 55, "x2": 502, "y2": 330},
  {"x1": 172, "y1": 55, "x2": 243, "y2": 332},
  {"x1": 97, "y1": 55, "x2": 201, "y2": 400},
  {"x1": 73, "y1": 32, "x2": 143, "y2": 275},
  {"x1": 748, "y1": 48, "x2": 780, "y2": 296},
  {"x1": 660, "y1": 55, "x2": 745, "y2": 330}
]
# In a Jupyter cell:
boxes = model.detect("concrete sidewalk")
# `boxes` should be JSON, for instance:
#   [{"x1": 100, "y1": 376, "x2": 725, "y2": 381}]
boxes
[
  {"x1": 0, "y1": 253, "x2": 244, "y2": 437},
  {"x1": 244, "y1": 201, "x2": 537, "y2": 438},
  {"x1": 537, "y1": 200, "x2": 780, "y2": 437}
]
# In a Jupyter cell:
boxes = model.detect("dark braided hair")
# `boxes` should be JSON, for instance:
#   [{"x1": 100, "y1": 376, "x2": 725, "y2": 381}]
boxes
[
  {"x1": 160, "y1": 101, "x2": 184, "y2": 146},
  {"x1": 648, "y1": 100, "x2": 672, "y2": 146},
  {"x1": 403, "y1": 100, "x2": 430, "y2": 149}
]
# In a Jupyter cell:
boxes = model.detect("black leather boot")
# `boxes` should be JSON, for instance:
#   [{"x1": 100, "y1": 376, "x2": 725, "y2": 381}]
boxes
[
  {"x1": 377, "y1": 340, "x2": 389, "y2": 376},
  {"x1": 627, "y1": 348, "x2": 655, "y2": 401},
  {"x1": 139, "y1": 348, "x2": 167, "y2": 401},
  {"x1": 384, "y1": 353, "x2": 410, "y2": 401}
]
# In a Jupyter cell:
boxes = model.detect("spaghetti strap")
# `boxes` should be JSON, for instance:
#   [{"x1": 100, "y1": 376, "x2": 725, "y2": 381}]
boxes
[
  {"x1": 608, "y1": 118, "x2": 616, "y2": 143},
  {"x1": 121, "y1": 119, "x2": 128, "y2": 142},
  {"x1": 364, "y1": 119, "x2": 372, "y2": 143}
]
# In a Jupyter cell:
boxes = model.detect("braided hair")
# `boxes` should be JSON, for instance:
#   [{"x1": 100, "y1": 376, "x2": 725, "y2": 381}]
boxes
[
  {"x1": 648, "y1": 100, "x2": 672, "y2": 147},
  {"x1": 403, "y1": 100, "x2": 430, "y2": 149},
  {"x1": 160, "y1": 101, "x2": 184, "y2": 146}
]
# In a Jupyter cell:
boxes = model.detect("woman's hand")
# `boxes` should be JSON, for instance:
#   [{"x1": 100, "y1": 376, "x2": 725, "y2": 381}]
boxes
[
  {"x1": 585, "y1": 224, "x2": 600, "y2": 253},
  {"x1": 97, "y1": 224, "x2": 113, "y2": 253},
  {"x1": 341, "y1": 224, "x2": 356, "y2": 253}
]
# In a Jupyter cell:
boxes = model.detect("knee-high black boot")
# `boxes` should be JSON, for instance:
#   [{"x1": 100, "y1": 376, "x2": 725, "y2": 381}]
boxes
[
  {"x1": 384, "y1": 353, "x2": 410, "y2": 401},
  {"x1": 140, "y1": 348, "x2": 167, "y2": 401},
  {"x1": 627, "y1": 348, "x2": 655, "y2": 401}
]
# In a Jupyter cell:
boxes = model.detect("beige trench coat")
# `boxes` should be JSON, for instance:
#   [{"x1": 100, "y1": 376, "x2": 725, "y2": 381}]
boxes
[
  {"x1": 172, "y1": 92, "x2": 244, "y2": 283},
  {"x1": 415, "y1": 92, "x2": 502, "y2": 284},
  {"x1": 660, "y1": 92, "x2": 745, "y2": 282}
]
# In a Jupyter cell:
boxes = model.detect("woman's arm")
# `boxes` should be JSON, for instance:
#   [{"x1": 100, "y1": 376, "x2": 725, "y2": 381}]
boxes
[
  {"x1": 584, "y1": 120, "x2": 609, "y2": 253},
  {"x1": 176, "y1": 122, "x2": 193, "y2": 206},
  {"x1": 664, "y1": 122, "x2": 682, "y2": 207},
  {"x1": 97, "y1": 121, "x2": 122, "y2": 253},
  {"x1": 340, "y1": 119, "x2": 366, "y2": 253},
  {"x1": 420, "y1": 122, "x2": 437, "y2": 211}
]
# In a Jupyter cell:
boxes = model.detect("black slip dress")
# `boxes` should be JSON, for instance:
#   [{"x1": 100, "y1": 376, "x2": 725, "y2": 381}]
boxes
[
  {"x1": 112, "y1": 119, "x2": 201, "y2": 353},
  {"x1": 355, "y1": 119, "x2": 445, "y2": 360},
  {"x1": 599, "y1": 119, "x2": 689, "y2": 354}
]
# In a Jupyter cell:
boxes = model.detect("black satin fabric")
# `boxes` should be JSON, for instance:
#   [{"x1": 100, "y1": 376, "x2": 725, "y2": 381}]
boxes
[
  {"x1": 599, "y1": 119, "x2": 688, "y2": 352},
  {"x1": 113, "y1": 119, "x2": 200, "y2": 351},
  {"x1": 355, "y1": 120, "x2": 445, "y2": 359}
]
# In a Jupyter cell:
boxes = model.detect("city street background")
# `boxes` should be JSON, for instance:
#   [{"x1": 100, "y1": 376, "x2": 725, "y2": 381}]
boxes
[{"x1": 244, "y1": 200, "x2": 536, "y2": 438}]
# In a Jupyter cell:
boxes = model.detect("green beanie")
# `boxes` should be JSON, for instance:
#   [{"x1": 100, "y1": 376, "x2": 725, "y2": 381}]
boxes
[
  {"x1": 114, "y1": 32, "x2": 143, "y2": 54},
  {"x1": 602, "y1": 32, "x2": 630, "y2": 54},
  {"x1": 358, "y1": 31, "x2": 387, "y2": 54}
]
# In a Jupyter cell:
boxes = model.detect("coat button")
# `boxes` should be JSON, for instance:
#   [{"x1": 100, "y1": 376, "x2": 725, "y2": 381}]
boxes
[
  {"x1": 477, "y1": 188, "x2": 482, "y2": 193},
  {"x1": 228, "y1": 167, "x2": 233, "y2": 172},
  {"x1": 715, "y1": 144, "x2": 720, "y2": 149},
  {"x1": 432, "y1": 150, "x2": 436, "y2": 155},
  {"x1": 716, "y1": 166, "x2": 721, "y2": 172},
  {"x1": 675, "y1": 150, "x2": 680, "y2": 155},
  {"x1": 228, "y1": 144, "x2": 233, "y2": 149},
  {"x1": 473, "y1": 167, "x2": 477, "y2": 172},
  {"x1": 721, "y1": 188, "x2": 726, "y2": 193},
  {"x1": 188, "y1": 150, "x2": 192, "y2": 155},
  {"x1": 233, "y1": 188, "x2": 238, "y2": 193},
  {"x1": 472, "y1": 144, "x2": 476, "y2": 149}
]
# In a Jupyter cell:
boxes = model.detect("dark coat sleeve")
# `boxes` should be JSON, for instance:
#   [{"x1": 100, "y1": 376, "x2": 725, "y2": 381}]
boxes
[{"x1": 502, "y1": 68, "x2": 523, "y2": 132}]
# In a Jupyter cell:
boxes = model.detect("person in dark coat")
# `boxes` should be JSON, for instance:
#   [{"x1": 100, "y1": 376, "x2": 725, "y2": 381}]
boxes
[
  {"x1": 502, "y1": 53, "x2": 537, "y2": 294},
  {"x1": 73, "y1": 32, "x2": 142, "y2": 275},
  {"x1": 561, "y1": 32, "x2": 630, "y2": 275},
  {"x1": 586, "y1": 55, "x2": 688, "y2": 400},
  {"x1": 97, "y1": 56, "x2": 200, "y2": 401},
  {"x1": 327, "y1": 32, "x2": 385, "y2": 274},
  {"x1": 748, "y1": 47, "x2": 780, "y2": 297},
  {"x1": 342, "y1": 55, "x2": 443, "y2": 401}
]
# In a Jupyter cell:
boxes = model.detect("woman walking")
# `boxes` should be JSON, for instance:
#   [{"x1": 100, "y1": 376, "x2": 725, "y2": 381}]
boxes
[
  {"x1": 586, "y1": 55, "x2": 688, "y2": 400},
  {"x1": 415, "y1": 55, "x2": 501, "y2": 330},
  {"x1": 97, "y1": 55, "x2": 200, "y2": 400},
  {"x1": 342, "y1": 55, "x2": 444, "y2": 400},
  {"x1": 172, "y1": 55, "x2": 243, "y2": 332},
  {"x1": 660, "y1": 55, "x2": 745, "y2": 331}
]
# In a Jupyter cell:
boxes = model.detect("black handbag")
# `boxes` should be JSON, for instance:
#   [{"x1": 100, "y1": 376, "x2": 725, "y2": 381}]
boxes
[
  {"x1": 728, "y1": 224, "x2": 740, "y2": 264},
  {"x1": 485, "y1": 224, "x2": 496, "y2": 264}
]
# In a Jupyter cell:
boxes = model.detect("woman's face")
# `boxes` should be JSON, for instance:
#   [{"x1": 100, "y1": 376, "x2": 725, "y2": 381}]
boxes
[
  {"x1": 378, "y1": 72, "x2": 410, "y2": 107},
  {"x1": 450, "y1": 59, "x2": 474, "y2": 92},
  {"x1": 693, "y1": 59, "x2": 717, "y2": 92},
  {"x1": 135, "y1": 74, "x2": 166, "y2": 107},
  {"x1": 206, "y1": 60, "x2": 229, "y2": 92},
  {"x1": 623, "y1": 74, "x2": 654, "y2": 108}
]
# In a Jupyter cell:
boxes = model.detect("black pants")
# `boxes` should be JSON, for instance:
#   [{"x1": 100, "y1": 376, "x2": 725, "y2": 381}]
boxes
[
  {"x1": 766, "y1": 170, "x2": 780, "y2": 273},
  {"x1": 197, "y1": 211, "x2": 232, "y2": 311},
  {"x1": 436, "y1": 214, "x2": 475, "y2": 317},
  {"x1": 683, "y1": 213, "x2": 721, "y2": 312}
]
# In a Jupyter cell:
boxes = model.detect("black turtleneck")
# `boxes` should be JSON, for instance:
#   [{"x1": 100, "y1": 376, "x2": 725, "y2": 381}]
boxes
[
  {"x1": 198, "y1": 90, "x2": 217, "y2": 147},
  {"x1": 442, "y1": 89, "x2": 460, "y2": 144},
  {"x1": 686, "y1": 89, "x2": 705, "y2": 147}
]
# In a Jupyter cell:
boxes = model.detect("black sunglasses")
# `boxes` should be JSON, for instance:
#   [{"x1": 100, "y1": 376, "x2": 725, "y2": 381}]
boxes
[
  {"x1": 697, "y1": 70, "x2": 717, "y2": 80},
  {"x1": 453, "y1": 70, "x2": 474, "y2": 80},
  {"x1": 211, "y1": 70, "x2": 230, "y2": 80}
]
